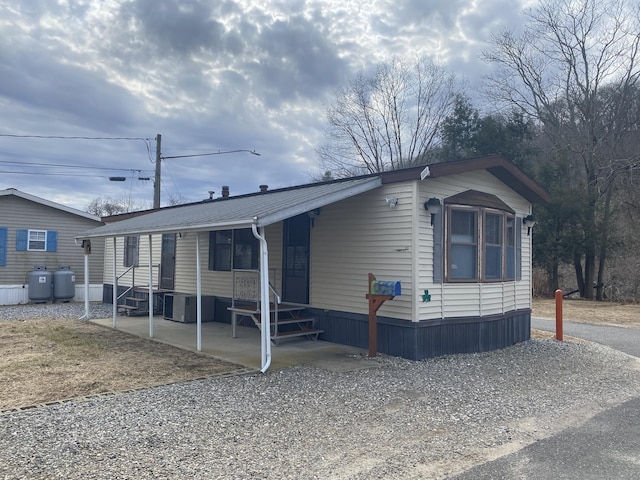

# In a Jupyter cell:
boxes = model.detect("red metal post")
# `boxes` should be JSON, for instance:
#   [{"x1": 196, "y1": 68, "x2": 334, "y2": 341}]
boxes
[{"x1": 555, "y1": 289, "x2": 563, "y2": 341}]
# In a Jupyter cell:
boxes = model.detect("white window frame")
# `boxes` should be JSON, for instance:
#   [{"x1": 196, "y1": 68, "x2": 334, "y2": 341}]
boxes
[{"x1": 28, "y1": 229, "x2": 47, "y2": 251}]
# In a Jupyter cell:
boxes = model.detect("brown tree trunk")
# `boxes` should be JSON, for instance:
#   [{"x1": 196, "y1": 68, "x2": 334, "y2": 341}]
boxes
[
  {"x1": 583, "y1": 249, "x2": 596, "y2": 300},
  {"x1": 574, "y1": 253, "x2": 585, "y2": 297}
]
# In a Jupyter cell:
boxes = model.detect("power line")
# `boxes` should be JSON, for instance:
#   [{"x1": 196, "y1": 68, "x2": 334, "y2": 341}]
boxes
[
  {"x1": 162, "y1": 149, "x2": 260, "y2": 160},
  {"x1": 0, "y1": 170, "x2": 120, "y2": 178},
  {"x1": 0, "y1": 159, "x2": 153, "y2": 173},
  {"x1": 0, "y1": 134, "x2": 151, "y2": 141}
]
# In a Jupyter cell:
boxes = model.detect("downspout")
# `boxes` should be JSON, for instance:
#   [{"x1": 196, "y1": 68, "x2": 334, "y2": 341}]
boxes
[
  {"x1": 196, "y1": 232, "x2": 202, "y2": 351},
  {"x1": 148, "y1": 234, "x2": 154, "y2": 338},
  {"x1": 252, "y1": 219, "x2": 272, "y2": 373},
  {"x1": 112, "y1": 237, "x2": 117, "y2": 328}
]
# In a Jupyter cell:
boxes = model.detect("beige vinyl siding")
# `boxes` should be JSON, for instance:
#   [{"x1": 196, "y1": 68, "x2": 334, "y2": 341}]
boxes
[
  {"x1": 173, "y1": 224, "x2": 283, "y2": 298},
  {"x1": 103, "y1": 235, "x2": 162, "y2": 288},
  {"x1": 311, "y1": 185, "x2": 415, "y2": 320},
  {"x1": 1, "y1": 195, "x2": 104, "y2": 285},
  {"x1": 418, "y1": 170, "x2": 533, "y2": 320}
]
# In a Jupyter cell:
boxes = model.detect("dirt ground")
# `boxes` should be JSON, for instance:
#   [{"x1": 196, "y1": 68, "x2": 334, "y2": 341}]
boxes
[
  {"x1": 0, "y1": 317, "x2": 246, "y2": 411},
  {"x1": 1, "y1": 299, "x2": 638, "y2": 412}
]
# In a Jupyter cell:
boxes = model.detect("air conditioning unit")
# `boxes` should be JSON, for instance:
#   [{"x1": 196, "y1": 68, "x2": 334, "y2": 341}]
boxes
[{"x1": 164, "y1": 293, "x2": 215, "y2": 323}]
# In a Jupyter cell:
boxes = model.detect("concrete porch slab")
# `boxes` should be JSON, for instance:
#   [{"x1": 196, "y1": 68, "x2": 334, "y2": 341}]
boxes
[{"x1": 90, "y1": 315, "x2": 375, "y2": 372}]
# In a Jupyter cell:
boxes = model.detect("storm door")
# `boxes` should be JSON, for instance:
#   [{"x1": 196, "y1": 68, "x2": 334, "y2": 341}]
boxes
[
  {"x1": 160, "y1": 233, "x2": 176, "y2": 290},
  {"x1": 282, "y1": 214, "x2": 310, "y2": 304}
]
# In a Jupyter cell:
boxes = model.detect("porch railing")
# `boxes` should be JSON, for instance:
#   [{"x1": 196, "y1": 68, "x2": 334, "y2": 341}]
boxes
[{"x1": 115, "y1": 264, "x2": 161, "y2": 303}]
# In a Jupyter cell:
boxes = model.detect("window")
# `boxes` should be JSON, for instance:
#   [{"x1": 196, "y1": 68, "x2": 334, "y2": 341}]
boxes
[
  {"x1": 209, "y1": 228, "x2": 259, "y2": 271},
  {"x1": 450, "y1": 209, "x2": 477, "y2": 280},
  {"x1": 209, "y1": 230, "x2": 232, "y2": 271},
  {"x1": 15, "y1": 229, "x2": 57, "y2": 252},
  {"x1": 28, "y1": 230, "x2": 46, "y2": 251},
  {"x1": 124, "y1": 236, "x2": 139, "y2": 267},
  {"x1": 446, "y1": 206, "x2": 515, "y2": 282}
]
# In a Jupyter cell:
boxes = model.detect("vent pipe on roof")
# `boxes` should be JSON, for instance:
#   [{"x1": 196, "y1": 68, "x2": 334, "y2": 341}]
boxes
[
  {"x1": 208, "y1": 191, "x2": 215, "y2": 200},
  {"x1": 259, "y1": 184, "x2": 268, "y2": 193},
  {"x1": 222, "y1": 186, "x2": 230, "y2": 198}
]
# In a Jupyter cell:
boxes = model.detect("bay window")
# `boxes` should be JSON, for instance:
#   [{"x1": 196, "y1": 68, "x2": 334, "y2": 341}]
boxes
[{"x1": 446, "y1": 205, "x2": 516, "y2": 282}]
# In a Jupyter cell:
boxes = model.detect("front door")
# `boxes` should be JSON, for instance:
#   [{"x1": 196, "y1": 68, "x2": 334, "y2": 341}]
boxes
[
  {"x1": 160, "y1": 233, "x2": 176, "y2": 290},
  {"x1": 282, "y1": 214, "x2": 310, "y2": 304}
]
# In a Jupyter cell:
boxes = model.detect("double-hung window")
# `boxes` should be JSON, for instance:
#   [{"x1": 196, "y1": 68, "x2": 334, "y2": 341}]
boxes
[
  {"x1": 450, "y1": 209, "x2": 478, "y2": 280},
  {"x1": 28, "y1": 230, "x2": 47, "y2": 251},
  {"x1": 444, "y1": 192, "x2": 517, "y2": 282}
]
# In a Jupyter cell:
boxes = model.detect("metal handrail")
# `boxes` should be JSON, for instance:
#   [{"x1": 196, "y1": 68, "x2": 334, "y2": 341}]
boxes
[{"x1": 115, "y1": 264, "x2": 161, "y2": 303}]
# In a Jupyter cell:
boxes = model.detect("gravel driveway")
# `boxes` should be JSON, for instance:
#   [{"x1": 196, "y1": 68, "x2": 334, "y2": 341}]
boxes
[{"x1": 2, "y1": 325, "x2": 640, "y2": 479}]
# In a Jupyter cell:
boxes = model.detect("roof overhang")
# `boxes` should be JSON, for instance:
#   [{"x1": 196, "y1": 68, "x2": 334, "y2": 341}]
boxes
[
  {"x1": 417, "y1": 155, "x2": 551, "y2": 204},
  {"x1": 76, "y1": 177, "x2": 383, "y2": 240}
]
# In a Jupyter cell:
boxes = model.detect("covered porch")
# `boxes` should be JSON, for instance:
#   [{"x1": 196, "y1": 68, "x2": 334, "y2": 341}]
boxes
[
  {"x1": 90, "y1": 314, "x2": 373, "y2": 372},
  {"x1": 78, "y1": 177, "x2": 383, "y2": 373}
]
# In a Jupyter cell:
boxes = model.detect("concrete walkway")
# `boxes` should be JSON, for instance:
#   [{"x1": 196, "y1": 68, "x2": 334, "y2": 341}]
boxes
[{"x1": 91, "y1": 315, "x2": 373, "y2": 372}]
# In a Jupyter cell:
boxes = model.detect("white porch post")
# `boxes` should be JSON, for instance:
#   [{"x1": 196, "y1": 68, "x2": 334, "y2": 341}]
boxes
[
  {"x1": 80, "y1": 248, "x2": 90, "y2": 320},
  {"x1": 252, "y1": 222, "x2": 271, "y2": 373},
  {"x1": 148, "y1": 234, "x2": 153, "y2": 338},
  {"x1": 196, "y1": 232, "x2": 202, "y2": 351},
  {"x1": 112, "y1": 237, "x2": 117, "y2": 328}
]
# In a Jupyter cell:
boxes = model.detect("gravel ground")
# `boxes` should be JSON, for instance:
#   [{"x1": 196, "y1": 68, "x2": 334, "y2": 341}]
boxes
[
  {"x1": 0, "y1": 302, "x2": 114, "y2": 321},
  {"x1": 2, "y1": 304, "x2": 640, "y2": 479}
]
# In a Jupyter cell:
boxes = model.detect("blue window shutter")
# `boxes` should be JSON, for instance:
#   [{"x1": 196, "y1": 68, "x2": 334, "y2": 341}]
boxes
[
  {"x1": 0, "y1": 227, "x2": 7, "y2": 266},
  {"x1": 46, "y1": 231, "x2": 58, "y2": 252},
  {"x1": 16, "y1": 229, "x2": 28, "y2": 251},
  {"x1": 433, "y1": 209, "x2": 444, "y2": 283},
  {"x1": 516, "y1": 217, "x2": 522, "y2": 281}
]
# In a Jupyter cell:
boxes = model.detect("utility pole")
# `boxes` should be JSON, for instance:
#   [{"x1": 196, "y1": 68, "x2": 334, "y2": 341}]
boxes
[{"x1": 154, "y1": 134, "x2": 161, "y2": 209}]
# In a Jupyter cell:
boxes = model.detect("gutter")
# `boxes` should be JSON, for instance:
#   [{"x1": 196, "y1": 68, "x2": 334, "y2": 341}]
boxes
[{"x1": 252, "y1": 219, "x2": 272, "y2": 373}]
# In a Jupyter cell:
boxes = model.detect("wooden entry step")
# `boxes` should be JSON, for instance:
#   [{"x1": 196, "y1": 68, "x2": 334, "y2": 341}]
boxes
[{"x1": 228, "y1": 303, "x2": 323, "y2": 345}]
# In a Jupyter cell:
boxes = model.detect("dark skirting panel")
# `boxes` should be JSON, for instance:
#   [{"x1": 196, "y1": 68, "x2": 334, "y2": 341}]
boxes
[{"x1": 309, "y1": 307, "x2": 532, "y2": 361}]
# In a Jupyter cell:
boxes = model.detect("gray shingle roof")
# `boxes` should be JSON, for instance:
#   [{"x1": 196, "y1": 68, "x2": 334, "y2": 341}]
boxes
[{"x1": 77, "y1": 176, "x2": 382, "y2": 239}]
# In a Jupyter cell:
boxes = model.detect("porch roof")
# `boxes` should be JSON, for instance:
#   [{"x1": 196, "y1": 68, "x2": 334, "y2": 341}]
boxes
[{"x1": 77, "y1": 176, "x2": 383, "y2": 239}]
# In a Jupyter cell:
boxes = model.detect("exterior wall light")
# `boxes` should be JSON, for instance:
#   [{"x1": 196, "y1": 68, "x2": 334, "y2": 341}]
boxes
[
  {"x1": 424, "y1": 197, "x2": 441, "y2": 225},
  {"x1": 385, "y1": 197, "x2": 399, "y2": 209},
  {"x1": 523, "y1": 214, "x2": 537, "y2": 236}
]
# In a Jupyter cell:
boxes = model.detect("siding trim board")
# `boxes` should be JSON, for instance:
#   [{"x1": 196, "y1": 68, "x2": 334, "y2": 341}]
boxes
[{"x1": 309, "y1": 307, "x2": 531, "y2": 360}]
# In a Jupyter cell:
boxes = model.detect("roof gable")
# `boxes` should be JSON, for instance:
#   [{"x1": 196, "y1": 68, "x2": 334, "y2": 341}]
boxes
[
  {"x1": 417, "y1": 155, "x2": 551, "y2": 204},
  {"x1": 0, "y1": 188, "x2": 101, "y2": 222}
]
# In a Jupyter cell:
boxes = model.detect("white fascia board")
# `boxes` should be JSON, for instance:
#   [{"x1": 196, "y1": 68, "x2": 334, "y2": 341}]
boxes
[{"x1": 76, "y1": 219, "x2": 255, "y2": 240}]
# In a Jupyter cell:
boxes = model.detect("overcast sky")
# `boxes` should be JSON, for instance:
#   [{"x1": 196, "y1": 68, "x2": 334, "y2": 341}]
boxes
[{"x1": 0, "y1": 0, "x2": 532, "y2": 212}]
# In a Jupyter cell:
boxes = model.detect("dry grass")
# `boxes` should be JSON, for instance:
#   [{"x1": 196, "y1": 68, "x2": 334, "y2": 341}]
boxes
[
  {"x1": 3, "y1": 299, "x2": 638, "y2": 412},
  {"x1": 0, "y1": 318, "x2": 245, "y2": 411},
  {"x1": 532, "y1": 298, "x2": 640, "y2": 328}
]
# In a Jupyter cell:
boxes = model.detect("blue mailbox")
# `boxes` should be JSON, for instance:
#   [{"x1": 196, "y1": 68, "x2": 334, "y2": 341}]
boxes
[{"x1": 370, "y1": 280, "x2": 401, "y2": 296}]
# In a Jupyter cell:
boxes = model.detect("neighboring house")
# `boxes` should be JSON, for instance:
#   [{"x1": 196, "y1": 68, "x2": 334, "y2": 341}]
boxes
[
  {"x1": 0, "y1": 188, "x2": 104, "y2": 305},
  {"x1": 78, "y1": 155, "x2": 550, "y2": 370}
]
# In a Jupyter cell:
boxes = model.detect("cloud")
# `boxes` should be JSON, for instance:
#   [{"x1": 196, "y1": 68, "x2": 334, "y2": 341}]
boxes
[{"x1": 0, "y1": 0, "x2": 532, "y2": 210}]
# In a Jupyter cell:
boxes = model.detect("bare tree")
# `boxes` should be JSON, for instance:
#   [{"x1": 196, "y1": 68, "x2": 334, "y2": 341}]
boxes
[
  {"x1": 317, "y1": 56, "x2": 458, "y2": 176},
  {"x1": 483, "y1": 0, "x2": 640, "y2": 299},
  {"x1": 87, "y1": 196, "x2": 149, "y2": 217}
]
